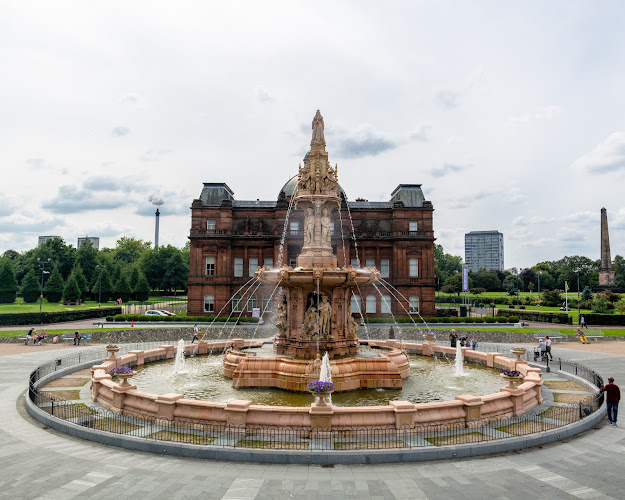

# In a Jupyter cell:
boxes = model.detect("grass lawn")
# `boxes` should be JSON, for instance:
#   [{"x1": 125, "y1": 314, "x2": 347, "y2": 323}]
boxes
[{"x1": 0, "y1": 299, "x2": 117, "y2": 313}]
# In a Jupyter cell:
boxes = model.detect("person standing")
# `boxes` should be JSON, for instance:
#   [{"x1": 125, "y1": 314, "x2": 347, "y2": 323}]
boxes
[
  {"x1": 471, "y1": 337, "x2": 478, "y2": 350},
  {"x1": 545, "y1": 335, "x2": 553, "y2": 360},
  {"x1": 601, "y1": 377, "x2": 620, "y2": 426},
  {"x1": 192, "y1": 324, "x2": 199, "y2": 343},
  {"x1": 449, "y1": 329, "x2": 458, "y2": 348},
  {"x1": 580, "y1": 315, "x2": 588, "y2": 329}
]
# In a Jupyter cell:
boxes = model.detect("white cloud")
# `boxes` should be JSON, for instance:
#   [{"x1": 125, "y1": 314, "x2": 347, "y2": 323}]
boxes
[
  {"x1": 254, "y1": 87, "x2": 275, "y2": 103},
  {"x1": 505, "y1": 106, "x2": 559, "y2": 127},
  {"x1": 112, "y1": 126, "x2": 130, "y2": 137},
  {"x1": 572, "y1": 132, "x2": 625, "y2": 174}
]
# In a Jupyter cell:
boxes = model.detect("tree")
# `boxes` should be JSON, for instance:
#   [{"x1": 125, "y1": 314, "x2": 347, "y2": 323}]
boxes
[
  {"x1": 115, "y1": 274, "x2": 133, "y2": 302},
  {"x1": 613, "y1": 255, "x2": 625, "y2": 289},
  {"x1": 470, "y1": 269, "x2": 501, "y2": 291},
  {"x1": 441, "y1": 273, "x2": 471, "y2": 296},
  {"x1": 592, "y1": 296, "x2": 609, "y2": 314},
  {"x1": 75, "y1": 238, "x2": 98, "y2": 284},
  {"x1": 581, "y1": 286, "x2": 594, "y2": 301},
  {"x1": 63, "y1": 274, "x2": 81, "y2": 302},
  {"x1": 21, "y1": 268, "x2": 41, "y2": 303},
  {"x1": 129, "y1": 266, "x2": 140, "y2": 298},
  {"x1": 113, "y1": 236, "x2": 151, "y2": 265},
  {"x1": 134, "y1": 272, "x2": 151, "y2": 301},
  {"x1": 91, "y1": 268, "x2": 114, "y2": 302},
  {"x1": 44, "y1": 268, "x2": 65, "y2": 303},
  {"x1": 162, "y1": 252, "x2": 188, "y2": 292},
  {"x1": 434, "y1": 244, "x2": 463, "y2": 284},
  {"x1": 541, "y1": 289, "x2": 562, "y2": 307},
  {"x1": 502, "y1": 274, "x2": 522, "y2": 291},
  {"x1": 0, "y1": 260, "x2": 18, "y2": 303},
  {"x1": 71, "y1": 264, "x2": 89, "y2": 300}
]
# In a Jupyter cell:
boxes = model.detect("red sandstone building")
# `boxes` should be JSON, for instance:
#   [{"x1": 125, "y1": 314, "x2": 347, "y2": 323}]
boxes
[{"x1": 188, "y1": 179, "x2": 435, "y2": 319}]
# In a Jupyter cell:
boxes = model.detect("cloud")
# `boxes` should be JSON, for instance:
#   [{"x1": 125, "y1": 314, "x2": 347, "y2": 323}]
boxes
[
  {"x1": 148, "y1": 193, "x2": 165, "y2": 205},
  {"x1": 448, "y1": 191, "x2": 494, "y2": 209},
  {"x1": 135, "y1": 202, "x2": 189, "y2": 217},
  {"x1": 0, "y1": 194, "x2": 15, "y2": 217},
  {"x1": 112, "y1": 126, "x2": 130, "y2": 137},
  {"x1": 0, "y1": 214, "x2": 65, "y2": 233},
  {"x1": 120, "y1": 93, "x2": 140, "y2": 105},
  {"x1": 83, "y1": 177, "x2": 135, "y2": 192},
  {"x1": 512, "y1": 211, "x2": 595, "y2": 227},
  {"x1": 436, "y1": 89, "x2": 459, "y2": 109},
  {"x1": 572, "y1": 132, "x2": 625, "y2": 174},
  {"x1": 141, "y1": 148, "x2": 171, "y2": 162},
  {"x1": 26, "y1": 158, "x2": 46, "y2": 169},
  {"x1": 408, "y1": 123, "x2": 431, "y2": 142},
  {"x1": 429, "y1": 162, "x2": 471, "y2": 179},
  {"x1": 42, "y1": 185, "x2": 126, "y2": 213},
  {"x1": 505, "y1": 106, "x2": 559, "y2": 127},
  {"x1": 254, "y1": 87, "x2": 275, "y2": 103}
]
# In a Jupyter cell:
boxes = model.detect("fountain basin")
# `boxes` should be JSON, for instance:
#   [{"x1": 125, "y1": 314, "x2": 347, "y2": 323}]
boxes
[{"x1": 254, "y1": 266, "x2": 380, "y2": 288}]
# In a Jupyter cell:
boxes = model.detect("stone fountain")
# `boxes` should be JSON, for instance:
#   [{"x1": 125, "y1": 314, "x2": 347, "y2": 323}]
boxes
[{"x1": 223, "y1": 110, "x2": 410, "y2": 392}]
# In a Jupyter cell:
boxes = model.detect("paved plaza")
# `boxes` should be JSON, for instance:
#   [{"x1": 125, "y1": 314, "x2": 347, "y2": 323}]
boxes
[{"x1": 1, "y1": 344, "x2": 624, "y2": 499}]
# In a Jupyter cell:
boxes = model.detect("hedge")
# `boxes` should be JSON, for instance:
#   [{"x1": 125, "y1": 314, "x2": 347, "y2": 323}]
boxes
[
  {"x1": 113, "y1": 314, "x2": 259, "y2": 323},
  {"x1": 0, "y1": 307, "x2": 122, "y2": 327},
  {"x1": 496, "y1": 309, "x2": 569, "y2": 324},
  {"x1": 580, "y1": 313, "x2": 625, "y2": 326}
]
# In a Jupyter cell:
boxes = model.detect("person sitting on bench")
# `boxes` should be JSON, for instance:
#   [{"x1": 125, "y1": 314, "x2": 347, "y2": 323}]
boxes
[{"x1": 576, "y1": 328, "x2": 590, "y2": 344}]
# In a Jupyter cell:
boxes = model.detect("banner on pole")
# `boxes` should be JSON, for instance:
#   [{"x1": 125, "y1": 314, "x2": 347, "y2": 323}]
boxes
[{"x1": 462, "y1": 267, "x2": 469, "y2": 292}]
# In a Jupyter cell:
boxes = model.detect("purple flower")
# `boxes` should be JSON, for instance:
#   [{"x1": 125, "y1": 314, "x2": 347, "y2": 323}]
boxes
[
  {"x1": 112, "y1": 366, "x2": 133, "y2": 375},
  {"x1": 502, "y1": 370, "x2": 522, "y2": 377},
  {"x1": 307, "y1": 380, "x2": 334, "y2": 393}
]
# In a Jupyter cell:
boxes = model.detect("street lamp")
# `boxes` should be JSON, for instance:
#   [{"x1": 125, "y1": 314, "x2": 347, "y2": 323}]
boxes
[
  {"x1": 97, "y1": 264, "x2": 106, "y2": 307},
  {"x1": 36, "y1": 258, "x2": 51, "y2": 313},
  {"x1": 537, "y1": 271, "x2": 542, "y2": 301},
  {"x1": 576, "y1": 268, "x2": 581, "y2": 324}
]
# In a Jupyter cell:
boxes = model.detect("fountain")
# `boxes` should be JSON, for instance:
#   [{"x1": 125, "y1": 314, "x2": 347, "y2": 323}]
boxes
[
  {"x1": 173, "y1": 339, "x2": 188, "y2": 374},
  {"x1": 222, "y1": 110, "x2": 410, "y2": 392},
  {"x1": 455, "y1": 342, "x2": 465, "y2": 377}
]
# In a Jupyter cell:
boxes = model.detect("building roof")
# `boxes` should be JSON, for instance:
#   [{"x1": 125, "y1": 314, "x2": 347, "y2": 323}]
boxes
[
  {"x1": 199, "y1": 183, "x2": 234, "y2": 206},
  {"x1": 390, "y1": 184, "x2": 425, "y2": 207}
]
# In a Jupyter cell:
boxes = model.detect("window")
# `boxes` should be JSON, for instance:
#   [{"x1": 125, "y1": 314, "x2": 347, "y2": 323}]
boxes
[
  {"x1": 262, "y1": 295, "x2": 272, "y2": 312},
  {"x1": 409, "y1": 295, "x2": 419, "y2": 313},
  {"x1": 205, "y1": 256, "x2": 215, "y2": 276},
  {"x1": 380, "y1": 258, "x2": 390, "y2": 278},
  {"x1": 249, "y1": 258, "x2": 258, "y2": 277},
  {"x1": 204, "y1": 294, "x2": 214, "y2": 313},
  {"x1": 366, "y1": 295, "x2": 376, "y2": 313},
  {"x1": 290, "y1": 221, "x2": 299, "y2": 234},
  {"x1": 351, "y1": 294, "x2": 361, "y2": 313},
  {"x1": 409, "y1": 258, "x2": 419, "y2": 277},
  {"x1": 381, "y1": 295, "x2": 391, "y2": 313},
  {"x1": 264, "y1": 257, "x2": 273, "y2": 268},
  {"x1": 232, "y1": 294, "x2": 242, "y2": 312},
  {"x1": 366, "y1": 258, "x2": 375, "y2": 268},
  {"x1": 351, "y1": 258, "x2": 360, "y2": 268},
  {"x1": 289, "y1": 258, "x2": 297, "y2": 268},
  {"x1": 247, "y1": 295, "x2": 257, "y2": 312},
  {"x1": 409, "y1": 221, "x2": 418, "y2": 233},
  {"x1": 207, "y1": 220, "x2": 216, "y2": 231},
  {"x1": 234, "y1": 258, "x2": 243, "y2": 277}
]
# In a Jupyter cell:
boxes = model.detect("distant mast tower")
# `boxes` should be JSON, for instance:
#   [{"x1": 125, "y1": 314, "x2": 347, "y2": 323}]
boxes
[
  {"x1": 154, "y1": 208, "x2": 160, "y2": 249},
  {"x1": 598, "y1": 207, "x2": 615, "y2": 288}
]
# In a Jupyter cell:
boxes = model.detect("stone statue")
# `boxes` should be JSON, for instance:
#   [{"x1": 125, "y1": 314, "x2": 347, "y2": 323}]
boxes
[
  {"x1": 318, "y1": 295, "x2": 332, "y2": 335},
  {"x1": 276, "y1": 298, "x2": 287, "y2": 334},
  {"x1": 312, "y1": 110, "x2": 325, "y2": 144},
  {"x1": 320, "y1": 207, "x2": 331, "y2": 245},
  {"x1": 305, "y1": 353, "x2": 322, "y2": 375},
  {"x1": 300, "y1": 166, "x2": 314, "y2": 191},
  {"x1": 346, "y1": 303, "x2": 359, "y2": 339},
  {"x1": 304, "y1": 207, "x2": 315, "y2": 245},
  {"x1": 303, "y1": 304, "x2": 319, "y2": 337}
]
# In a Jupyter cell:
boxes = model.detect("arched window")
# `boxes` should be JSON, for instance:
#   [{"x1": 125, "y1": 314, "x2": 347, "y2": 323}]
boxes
[
  {"x1": 366, "y1": 295, "x2": 376, "y2": 313},
  {"x1": 351, "y1": 294, "x2": 361, "y2": 313},
  {"x1": 204, "y1": 294, "x2": 214, "y2": 313},
  {"x1": 381, "y1": 295, "x2": 391, "y2": 314},
  {"x1": 247, "y1": 295, "x2": 258, "y2": 312},
  {"x1": 409, "y1": 295, "x2": 419, "y2": 313},
  {"x1": 232, "y1": 293, "x2": 242, "y2": 312}
]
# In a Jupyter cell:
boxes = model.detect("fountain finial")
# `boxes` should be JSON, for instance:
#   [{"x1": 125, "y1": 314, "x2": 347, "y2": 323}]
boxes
[{"x1": 311, "y1": 110, "x2": 325, "y2": 147}]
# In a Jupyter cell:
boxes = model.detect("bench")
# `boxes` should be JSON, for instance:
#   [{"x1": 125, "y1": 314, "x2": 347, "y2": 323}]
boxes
[
  {"x1": 580, "y1": 328, "x2": 603, "y2": 341},
  {"x1": 61, "y1": 333, "x2": 92, "y2": 344},
  {"x1": 533, "y1": 329, "x2": 563, "y2": 341}
]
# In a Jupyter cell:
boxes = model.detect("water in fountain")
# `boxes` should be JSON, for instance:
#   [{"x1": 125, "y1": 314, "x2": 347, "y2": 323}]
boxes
[
  {"x1": 377, "y1": 278, "x2": 430, "y2": 336},
  {"x1": 455, "y1": 342, "x2": 465, "y2": 377},
  {"x1": 276, "y1": 184, "x2": 299, "y2": 269},
  {"x1": 344, "y1": 198, "x2": 361, "y2": 268},
  {"x1": 319, "y1": 351, "x2": 333, "y2": 405},
  {"x1": 173, "y1": 339, "x2": 188, "y2": 374}
]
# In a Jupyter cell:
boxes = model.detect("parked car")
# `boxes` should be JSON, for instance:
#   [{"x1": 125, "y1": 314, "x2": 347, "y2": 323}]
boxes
[
  {"x1": 159, "y1": 310, "x2": 176, "y2": 316},
  {"x1": 144, "y1": 310, "x2": 168, "y2": 316}
]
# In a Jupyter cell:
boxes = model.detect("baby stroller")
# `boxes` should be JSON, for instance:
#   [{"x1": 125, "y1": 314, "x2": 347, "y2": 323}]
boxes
[{"x1": 533, "y1": 340, "x2": 548, "y2": 362}]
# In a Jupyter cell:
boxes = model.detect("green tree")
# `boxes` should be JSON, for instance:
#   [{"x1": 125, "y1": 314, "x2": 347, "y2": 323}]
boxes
[
  {"x1": 113, "y1": 236, "x2": 151, "y2": 265},
  {"x1": 470, "y1": 269, "x2": 501, "y2": 291},
  {"x1": 581, "y1": 286, "x2": 594, "y2": 301},
  {"x1": 613, "y1": 255, "x2": 625, "y2": 289},
  {"x1": 502, "y1": 274, "x2": 522, "y2": 291},
  {"x1": 21, "y1": 268, "x2": 41, "y2": 303},
  {"x1": 44, "y1": 268, "x2": 65, "y2": 303},
  {"x1": 129, "y1": 266, "x2": 140, "y2": 298},
  {"x1": 434, "y1": 244, "x2": 463, "y2": 285},
  {"x1": 541, "y1": 289, "x2": 562, "y2": 307},
  {"x1": 115, "y1": 274, "x2": 133, "y2": 302},
  {"x1": 0, "y1": 260, "x2": 19, "y2": 303},
  {"x1": 441, "y1": 273, "x2": 471, "y2": 296},
  {"x1": 91, "y1": 268, "x2": 114, "y2": 302},
  {"x1": 75, "y1": 238, "x2": 98, "y2": 283},
  {"x1": 63, "y1": 274, "x2": 81, "y2": 302},
  {"x1": 134, "y1": 272, "x2": 151, "y2": 301},
  {"x1": 161, "y1": 252, "x2": 188, "y2": 292},
  {"x1": 71, "y1": 264, "x2": 89, "y2": 300},
  {"x1": 592, "y1": 296, "x2": 609, "y2": 314}
]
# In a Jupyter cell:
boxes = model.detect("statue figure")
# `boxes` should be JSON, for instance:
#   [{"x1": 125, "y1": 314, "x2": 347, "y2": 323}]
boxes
[
  {"x1": 312, "y1": 110, "x2": 325, "y2": 144},
  {"x1": 305, "y1": 353, "x2": 322, "y2": 375},
  {"x1": 300, "y1": 166, "x2": 313, "y2": 190},
  {"x1": 318, "y1": 295, "x2": 332, "y2": 335},
  {"x1": 346, "y1": 303, "x2": 359, "y2": 339},
  {"x1": 320, "y1": 207, "x2": 331, "y2": 245},
  {"x1": 304, "y1": 207, "x2": 315, "y2": 245},
  {"x1": 303, "y1": 304, "x2": 319, "y2": 337},
  {"x1": 276, "y1": 298, "x2": 288, "y2": 334}
]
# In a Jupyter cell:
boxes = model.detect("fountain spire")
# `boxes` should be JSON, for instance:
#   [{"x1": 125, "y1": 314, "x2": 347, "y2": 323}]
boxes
[{"x1": 311, "y1": 109, "x2": 326, "y2": 149}]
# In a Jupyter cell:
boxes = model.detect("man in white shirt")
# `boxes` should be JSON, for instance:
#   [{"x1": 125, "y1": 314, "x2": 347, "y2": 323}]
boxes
[{"x1": 545, "y1": 335, "x2": 553, "y2": 360}]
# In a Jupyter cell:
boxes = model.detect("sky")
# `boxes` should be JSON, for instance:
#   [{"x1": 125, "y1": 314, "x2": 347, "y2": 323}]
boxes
[{"x1": 2, "y1": 0, "x2": 625, "y2": 268}]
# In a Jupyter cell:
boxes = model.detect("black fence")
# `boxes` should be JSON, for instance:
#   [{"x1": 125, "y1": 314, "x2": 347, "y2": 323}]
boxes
[{"x1": 28, "y1": 344, "x2": 605, "y2": 451}]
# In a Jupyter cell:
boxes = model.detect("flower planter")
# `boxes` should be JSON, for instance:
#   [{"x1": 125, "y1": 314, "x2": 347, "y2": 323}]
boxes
[
  {"x1": 501, "y1": 373, "x2": 524, "y2": 389},
  {"x1": 197, "y1": 333, "x2": 205, "y2": 341},
  {"x1": 116, "y1": 372, "x2": 135, "y2": 387},
  {"x1": 424, "y1": 333, "x2": 436, "y2": 344},
  {"x1": 311, "y1": 390, "x2": 334, "y2": 407},
  {"x1": 510, "y1": 349, "x2": 526, "y2": 361},
  {"x1": 106, "y1": 347, "x2": 120, "y2": 359}
]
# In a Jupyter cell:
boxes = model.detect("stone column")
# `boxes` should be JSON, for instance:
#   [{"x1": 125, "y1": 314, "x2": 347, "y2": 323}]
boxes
[
  {"x1": 224, "y1": 400, "x2": 252, "y2": 426},
  {"x1": 455, "y1": 395, "x2": 484, "y2": 424},
  {"x1": 389, "y1": 400, "x2": 416, "y2": 429},
  {"x1": 599, "y1": 208, "x2": 616, "y2": 286},
  {"x1": 309, "y1": 403, "x2": 334, "y2": 429},
  {"x1": 128, "y1": 350, "x2": 145, "y2": 366},
  {"x1": 159, "y1": 345, "x2": 176, "y2": 359},
  {"x1": 111, "y1": 383, "x2": 136, "y2": 413},
  {"x1": 155, "y1": 393, "x2": 184, "y2": 420}
]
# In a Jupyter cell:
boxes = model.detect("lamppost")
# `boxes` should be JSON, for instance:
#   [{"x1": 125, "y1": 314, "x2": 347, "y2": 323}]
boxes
[
  {"x1": 538, "y1": 271, "x2": 542, "y2": 301},
  {"x1": 97, "y1": 264, "x2": 106, "y2": 307},
  {"x1": 36, "y1": 258, "x2": 51, "y2": 313}
]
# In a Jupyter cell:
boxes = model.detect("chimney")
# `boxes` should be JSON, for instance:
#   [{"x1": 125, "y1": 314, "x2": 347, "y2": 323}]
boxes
[{"x1": 155, "y1": 208, "x2": 160, "y2": 248}]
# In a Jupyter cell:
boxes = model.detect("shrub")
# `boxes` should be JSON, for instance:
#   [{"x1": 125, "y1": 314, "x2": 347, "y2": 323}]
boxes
[
  {"x1": 0, "y1": 260, "x2": 18, "y2": 304},
  {"x1": 451, "y1": 317, "x2": 463, "y2": 323},
  {"x1": 21, "y1": 269, "x2": 41, "y2": 303},
  {"x1": 0, "y1": 307, "x2": 121, "y2": 326},
  {"x1": 485, "y1": 316, "x2": 497, "y2": 323},
  {"x1": 106, "y1": 316, "x2": 114, "y2": 322},
  {"x1": 497, "y1": 316, "x2": 509, "y2": 323},
  {"x1": 508, "y1": 316, "x2": 519, "y2": 323},
  {"x1": 440, "y1": 317, "x2": 451, "y2": 323},
  {"x1": 62, "y1": 275, "x2": 81, "y2": 302},
  {"x1": 44, "y1": 268, "x2": 64, "y2": 303},
  {"x1": 473, "y1": 317, "x2": 485, "y2": 323}
]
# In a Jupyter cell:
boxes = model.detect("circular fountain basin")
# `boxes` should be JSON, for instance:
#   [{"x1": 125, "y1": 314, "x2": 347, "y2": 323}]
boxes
[
  {"x1": 255, "y1": 266, "x2": 380, "y2": 288},
  {"x1": 129, "y1": 346, "x2": 505, "y2": 407}
]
